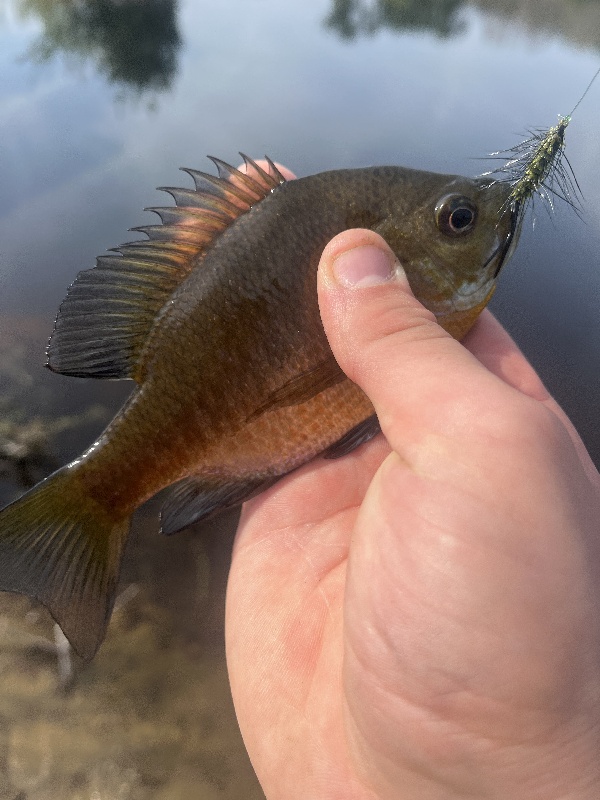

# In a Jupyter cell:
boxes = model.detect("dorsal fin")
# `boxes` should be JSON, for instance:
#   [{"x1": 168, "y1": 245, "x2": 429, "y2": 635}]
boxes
[{"x1": 46, "y1": 155, "x2": 286, "y2": 381}]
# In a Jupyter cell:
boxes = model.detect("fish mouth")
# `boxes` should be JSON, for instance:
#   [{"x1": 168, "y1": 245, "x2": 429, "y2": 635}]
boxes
[
  {"x1": 452, "y1": 199, "x2": 523, "y2": 306},
  {"x1": 492, "y1": 200, "x2": 523, "y2": 279}
]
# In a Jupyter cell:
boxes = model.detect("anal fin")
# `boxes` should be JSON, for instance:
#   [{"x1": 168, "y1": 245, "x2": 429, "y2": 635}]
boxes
[
  {"x1": 161, "y1": 415, "x2": 381, "y2": 536},
  {"x1": 160, "y1": 473, "x2": 277, "y2": 535},
  {"x1": 322, "y1": 415, "x2": 381, "y2": 459}
]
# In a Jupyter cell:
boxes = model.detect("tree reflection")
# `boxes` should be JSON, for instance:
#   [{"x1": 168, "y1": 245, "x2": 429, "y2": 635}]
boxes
[
  {"x1": 324, "y1": 0, "x2": 465, "y2": 39},
  {"x1": 324, "y1": 0, "x2": 600, "y2": 49},
  {"x1": 473, "y1": 0, "x2": 600, "y2": 52},
  {"x1": 18, "y1": 0, "x2": 181, "y2": 95}
]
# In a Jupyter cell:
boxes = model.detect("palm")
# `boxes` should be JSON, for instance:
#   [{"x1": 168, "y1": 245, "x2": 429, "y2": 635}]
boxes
[
  {"x1": 225, "y1": 310, "x2": 600, "y2": 800},
  {"x1": 227, "y1": 430, "x2": 390, "y2": 798},
  {"x1": 226, "y1": 312, "x2": 527, "y2": 796}
]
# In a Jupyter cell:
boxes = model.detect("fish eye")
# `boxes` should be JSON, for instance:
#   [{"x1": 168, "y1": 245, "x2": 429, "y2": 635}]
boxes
[{"x1": 435, "y1": 195, "x2": 478, "y2": 236}]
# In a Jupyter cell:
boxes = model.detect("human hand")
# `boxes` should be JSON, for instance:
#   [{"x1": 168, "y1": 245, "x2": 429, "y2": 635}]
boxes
[{"x1": 225, "y1": 201, "x2": 600, "y2": 796}]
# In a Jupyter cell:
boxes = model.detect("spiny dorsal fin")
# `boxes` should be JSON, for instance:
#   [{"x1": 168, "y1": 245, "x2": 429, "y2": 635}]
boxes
[{"x1": 46, "y1": 155, "x2": 286, "y2": 381}]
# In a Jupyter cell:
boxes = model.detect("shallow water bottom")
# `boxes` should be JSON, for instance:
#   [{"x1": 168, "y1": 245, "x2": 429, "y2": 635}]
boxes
[{"x1": 0, "y1": 505, "x2": 265, "y2": 800}]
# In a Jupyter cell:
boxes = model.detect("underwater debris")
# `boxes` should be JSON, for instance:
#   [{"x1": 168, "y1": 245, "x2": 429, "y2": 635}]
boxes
[{"x1": 0, "y1": 408, "x2": 107, "y2": 490}]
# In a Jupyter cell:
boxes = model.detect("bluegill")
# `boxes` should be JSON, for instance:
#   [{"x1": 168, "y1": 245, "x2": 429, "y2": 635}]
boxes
[{"x1": 0, "y1": 156, "x2": 520, "y2": 659}]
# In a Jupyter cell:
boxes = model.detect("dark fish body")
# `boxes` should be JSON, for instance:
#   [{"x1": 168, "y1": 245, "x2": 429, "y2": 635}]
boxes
[{"x1": 0, "y1": 158, "x2": 519, "y2": 659}]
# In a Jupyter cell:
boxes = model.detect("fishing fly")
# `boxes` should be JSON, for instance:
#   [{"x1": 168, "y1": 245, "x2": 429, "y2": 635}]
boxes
[{"x1": 482, "y1": 66, "x2": 600, "y2": 219}]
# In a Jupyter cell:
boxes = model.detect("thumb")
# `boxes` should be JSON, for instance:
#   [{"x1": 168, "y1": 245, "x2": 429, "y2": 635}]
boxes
[
  {"x1": 316, "y1": 228, "x2": 510, "y2": 474},
  {"x1": 316, "y1": 235, "x2": 600, "y2": 799}
]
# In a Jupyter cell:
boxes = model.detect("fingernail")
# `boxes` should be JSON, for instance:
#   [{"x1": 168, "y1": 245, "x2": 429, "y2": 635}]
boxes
[{"x1": 332, "y1": 245, "x2": 406, "y2": 288}]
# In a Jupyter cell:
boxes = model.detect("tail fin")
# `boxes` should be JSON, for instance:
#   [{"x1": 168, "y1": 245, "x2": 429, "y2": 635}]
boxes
[{"x1": 0, "y1": 465, "x2": 130, "y2": 660}]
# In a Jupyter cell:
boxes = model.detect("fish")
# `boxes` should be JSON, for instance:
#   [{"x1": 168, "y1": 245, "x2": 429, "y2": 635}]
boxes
[{"x1": 0, "y1": 155, "x2": 521, "y2": 660}]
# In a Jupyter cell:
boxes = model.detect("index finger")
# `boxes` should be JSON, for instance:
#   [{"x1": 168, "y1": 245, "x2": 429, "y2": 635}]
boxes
[{"x1": 465, "y1": 311, "x2": 600, "y2": 486}]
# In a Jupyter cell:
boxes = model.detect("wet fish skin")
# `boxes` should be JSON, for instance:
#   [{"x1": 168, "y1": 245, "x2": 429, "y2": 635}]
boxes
[{"x1": 0, "y1": 160, "x2": 518, "y2": 660}]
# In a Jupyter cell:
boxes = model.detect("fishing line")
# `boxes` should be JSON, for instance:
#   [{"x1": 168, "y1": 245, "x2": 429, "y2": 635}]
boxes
[{"x1": 569, "y1": 65, "x2": 600, "y2": 117}]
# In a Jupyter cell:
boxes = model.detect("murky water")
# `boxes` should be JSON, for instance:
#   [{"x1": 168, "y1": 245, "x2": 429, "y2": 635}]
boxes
[{"x1": 1, "y1": 0, "x2": 600, "y2": 797}]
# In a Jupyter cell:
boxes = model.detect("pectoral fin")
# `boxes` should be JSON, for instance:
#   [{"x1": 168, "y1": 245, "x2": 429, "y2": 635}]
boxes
[{"x1": 248, "y1": 355, "x2": 346, "y2": 420}]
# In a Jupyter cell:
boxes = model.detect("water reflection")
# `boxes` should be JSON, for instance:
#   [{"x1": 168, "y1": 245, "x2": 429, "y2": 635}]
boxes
[
  {"x1": 324, "y1": 0, "x2": 465, "y2": 39},
  {"x1": 325, "y1": 0, "x2": 600, "y2": 49},
  {"x1": 0, "y1": 315, "x2": 113, "y2": 502},
  {"x1": 473, "y1": 0, "x2": 600, "y2": 50},
  {"x1": 17, "y1": 0, "x2": 181, "y2": 95}
]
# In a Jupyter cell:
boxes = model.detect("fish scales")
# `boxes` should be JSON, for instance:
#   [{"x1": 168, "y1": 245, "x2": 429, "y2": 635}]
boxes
[
  {"x1": 74, "y1": 170, "x2": 441, "y2": 499},
  {"x1": 0, "y1": 158, "x2": 520, "y2": 659},
  {"x1": 74, "y1": 172, "x2": 387, "y2": 506}
]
